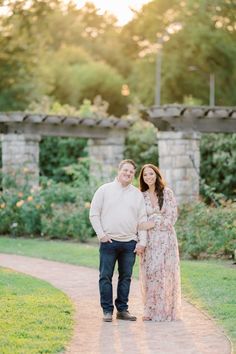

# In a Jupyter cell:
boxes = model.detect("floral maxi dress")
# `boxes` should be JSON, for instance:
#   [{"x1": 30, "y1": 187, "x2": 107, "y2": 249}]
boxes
[{"x1": 140, "y1": 187, "x2": 181, "y2": 321}]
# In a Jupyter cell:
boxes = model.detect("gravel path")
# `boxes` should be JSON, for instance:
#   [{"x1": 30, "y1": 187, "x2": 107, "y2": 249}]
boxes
[{"x1": 0, "y1": 254, "x2": 232, "y2": 354}]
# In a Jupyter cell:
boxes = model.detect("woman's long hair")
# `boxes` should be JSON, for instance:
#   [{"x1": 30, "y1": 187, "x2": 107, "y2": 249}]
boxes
[{"x1": 139, "y1": 164, "x2": 166, "y2": 209}]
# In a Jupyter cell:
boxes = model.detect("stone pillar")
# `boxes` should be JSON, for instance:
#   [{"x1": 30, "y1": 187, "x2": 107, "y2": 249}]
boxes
[
  {"x1": 88, "y1": 131, "x2": 125, "y2": 183},
  {"x1": 157, "y1": 131, "x2": 201, "y2": 204},
  {"x1": 1, "y1": 134, "x2": 41, "y2": 188}
]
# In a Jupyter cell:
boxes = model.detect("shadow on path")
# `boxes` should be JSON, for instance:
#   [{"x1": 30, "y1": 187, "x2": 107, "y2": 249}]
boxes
[{"x1": 0, "y1": 254, "x2": 232, "y2": 354}]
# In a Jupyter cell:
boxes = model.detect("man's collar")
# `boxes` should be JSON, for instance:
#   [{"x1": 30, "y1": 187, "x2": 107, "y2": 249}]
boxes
[{"x1": 114, "y1": 177, "x2": 132, "y2": 190}]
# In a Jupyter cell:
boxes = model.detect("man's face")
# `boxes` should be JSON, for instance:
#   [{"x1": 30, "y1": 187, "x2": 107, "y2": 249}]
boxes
[{"x1": 117, "y1": 163, "x2": 135, "y2": 187}]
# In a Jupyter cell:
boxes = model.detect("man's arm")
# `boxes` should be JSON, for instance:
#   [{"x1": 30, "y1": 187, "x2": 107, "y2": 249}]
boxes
[{"x1": 89, "y1": 187, "x2": 111, "y2": 242}]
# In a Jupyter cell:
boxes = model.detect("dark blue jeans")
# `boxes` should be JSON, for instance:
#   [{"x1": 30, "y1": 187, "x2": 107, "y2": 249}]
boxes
[{"x1": 99, "y1": 239, "x2": 136, "y2": 314}]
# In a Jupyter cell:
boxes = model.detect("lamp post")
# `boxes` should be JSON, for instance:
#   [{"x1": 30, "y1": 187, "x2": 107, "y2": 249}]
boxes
[
  {"x1": 155, "y1": 23, "x2": 182, "y2": 106},
  {"x1": 188, "y1": 66, "x2": 215, "y2": 106},
  {"x1": 209, "y1": 73, "x2": 215, "y2": 106},
  {"x1": 155, "y1": 37, "x2": 163, "y2": 106}
]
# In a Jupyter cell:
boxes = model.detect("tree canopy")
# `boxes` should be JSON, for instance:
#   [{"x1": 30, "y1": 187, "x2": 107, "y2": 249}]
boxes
[
  {"x1": 0, "y1": 0, "x2": 235, "y2": 112},
  {"x1": 0, "y1": 0, "x2": 236, "y2": 199}
]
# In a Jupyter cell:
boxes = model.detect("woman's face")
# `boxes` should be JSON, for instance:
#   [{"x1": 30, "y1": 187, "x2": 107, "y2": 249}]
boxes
[{"x1": 142, "y1": 167, "x2": 157, "y2": 188}]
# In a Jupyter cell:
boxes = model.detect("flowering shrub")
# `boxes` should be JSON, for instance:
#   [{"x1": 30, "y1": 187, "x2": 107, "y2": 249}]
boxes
[
  {"x1": 0, "y1": 186, "x2": 42, "y2": 237},
  {"x1": 0, "y1": 165, "x2": 97, "y2": 241},
  {"x1": 2, "y1": 165, "x2": 235, "y2": 255},
  {"x1": 176, "y1": 201, "x2": 236, "y2": 259}
]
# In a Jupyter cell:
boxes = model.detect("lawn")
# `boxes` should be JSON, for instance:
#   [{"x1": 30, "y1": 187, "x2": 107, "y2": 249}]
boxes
[
  {"x1": 0, "y1": 236, "x2": 235, "y2": 353},
  {"x1": 0, "y1": 266, "x2": 74, "y2": 354}
]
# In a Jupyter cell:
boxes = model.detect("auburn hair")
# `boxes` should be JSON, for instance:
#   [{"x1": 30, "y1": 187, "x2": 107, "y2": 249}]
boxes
[{"x1": 139, "y1": 164, "x2": 166, "y2": 209}]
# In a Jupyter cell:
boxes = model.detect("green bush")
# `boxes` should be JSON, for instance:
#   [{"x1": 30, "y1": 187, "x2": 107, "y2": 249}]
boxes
[
  {"x1": 176, "y1": 201, "x2": 236, "y2": 259},
  {"x1": 40, "y1": 137, "x2": 88, "y2": 183},
  {"x1": 41, "y1": 202, "x2": 92, "y2": 242},
  {"x1": 0, "y1": 187, "x2": 42, "y2": 237},
  {"x1": 200, "y1": 133, "x2": 236, "y2": 200},
  {"x1": 0, "y1": 160, "x2": 97, "y2": 241}
]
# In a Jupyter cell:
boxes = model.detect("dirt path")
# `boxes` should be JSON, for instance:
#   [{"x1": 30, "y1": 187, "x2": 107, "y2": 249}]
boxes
[{"x1": 0, "y1": 254, "x2": 232, "y2": 354}]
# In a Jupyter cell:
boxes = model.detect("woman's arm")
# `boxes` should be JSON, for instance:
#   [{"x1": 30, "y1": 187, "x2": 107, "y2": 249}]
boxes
[
  {"x1": 156, "y1": 188, "x2": 178, "y2": 230},
  {"x1": 138, "y1": 220, "x2": 155, "y2": 231}
]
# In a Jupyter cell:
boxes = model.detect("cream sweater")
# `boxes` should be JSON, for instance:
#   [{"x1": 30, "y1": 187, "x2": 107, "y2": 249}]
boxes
[{"x1": 89, "y1": 179, "x2": 147, "y2": 246}]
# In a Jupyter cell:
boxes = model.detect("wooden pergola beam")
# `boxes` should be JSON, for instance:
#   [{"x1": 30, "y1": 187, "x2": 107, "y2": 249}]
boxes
[
  {"x1": 145, "y1": 105, "x2": 236, "y2": 133},
  {"x1": 0, "y1": 113, "x2": 134, "y2": 138}
]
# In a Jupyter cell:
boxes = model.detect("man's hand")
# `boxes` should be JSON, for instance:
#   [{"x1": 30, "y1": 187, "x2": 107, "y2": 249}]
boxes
[
  {"x1": 100, "y1": 235, "x2": 113, "y2": 243},
  {"x1": 134, "y1": 244, "x2": 145, "y2": 256}
]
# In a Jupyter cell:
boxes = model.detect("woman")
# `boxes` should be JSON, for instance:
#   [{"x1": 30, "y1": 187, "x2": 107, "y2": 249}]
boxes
[{"x1": 138, "y1": 164, "x2": 181, "y2": 321}]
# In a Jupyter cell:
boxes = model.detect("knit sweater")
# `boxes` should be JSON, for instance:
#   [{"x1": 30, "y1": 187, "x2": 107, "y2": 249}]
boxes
[{"x1": 89, "y1": 178, "x2": 147, "y2": 246}]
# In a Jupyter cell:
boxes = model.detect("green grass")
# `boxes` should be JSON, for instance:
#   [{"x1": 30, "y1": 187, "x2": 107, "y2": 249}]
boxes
[
  {"x1": 0, "y1": 236, "x2": 235, "y2": 352},
  {"x1": 181, "y1": 260, "x2": 236, "y2": 352},
  {"x1": 0, "y1": 266, "x2": 74, "y2": 354},
  {"x1": 0, "y1": 236, "x2": 99, "y2": 268}
]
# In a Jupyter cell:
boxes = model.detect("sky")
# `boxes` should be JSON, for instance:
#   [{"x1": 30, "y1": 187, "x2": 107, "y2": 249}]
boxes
[{"x1": 75, "y1": 0, "x2": 151, "y2": 25}]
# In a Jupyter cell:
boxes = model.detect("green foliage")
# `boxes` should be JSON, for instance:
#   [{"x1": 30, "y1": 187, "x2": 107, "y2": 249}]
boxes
[
  {"x1": 0, "y1": 0, "x2": 63, "y2": 111},
  {"x1": 0, "y1": 159, "x2": 97, "y2": 241},
  {"x1": 122, "y1": 0, "x2": 236, "y2": 106},
  {"x1": 0, "y1": 1, "x2": 129, "y2": 115},
  {"x1": 40, "y1": 137, "x2": 87, "y2": 183},
  {"x1": 40, "y1": 160, "x2": 95, "y2": 241},
  {"x1": 128, "y1": 58, "x2": 156, "y2": 106},
  {"x1": 49, "y1": 61, "x2": 129, "y2": 116},
  {"x1": 1, "y1": 0, "x2": 236, "y2": 111},
  {"x1": 41, "y1": 204, "x2": 92, "y2": 242},
  {"x1": 124, "y1": 117, "x2": 158, "y2": 174},
  {"x1": 200, "y1": 133, "x2": 236, "y2": 200},
  {"x1": 0, "y1": 178, "x2": 42, "y2": 237},
  {"x1": 176, "y1": 201, "x2": 236, "y2": 259},
  {"x1": 40, "y1": 174, "x2": 95, "y2": 242},
  {"x1": 0, "y1": 267, "x2": 74, "y2": 354}
]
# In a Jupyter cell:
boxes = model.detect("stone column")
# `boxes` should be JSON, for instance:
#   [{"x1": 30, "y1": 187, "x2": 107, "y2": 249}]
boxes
[
  {"x1": 1, "y1": 134, "x2": 41, "y2": 188},
  {"x1": 157, "y1": 131, "x2": 201, "y2": 204},
  {"x1": 88, "y1": 131, "x2": 126, "y2": 184}
]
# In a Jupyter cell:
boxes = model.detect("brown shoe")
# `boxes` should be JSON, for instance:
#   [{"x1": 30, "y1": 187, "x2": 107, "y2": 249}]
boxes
[
  {"x1": 103, "y1": 312, "x2": 112, "y2": 322},
  {"x1": 116, "y1": 310, "x2": 137, "y2": 321}
]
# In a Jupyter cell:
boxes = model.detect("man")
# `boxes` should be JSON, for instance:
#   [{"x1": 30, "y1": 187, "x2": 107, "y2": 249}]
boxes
[{"x1": 89, "y1": 159, "x2": 147, "y2": 322}]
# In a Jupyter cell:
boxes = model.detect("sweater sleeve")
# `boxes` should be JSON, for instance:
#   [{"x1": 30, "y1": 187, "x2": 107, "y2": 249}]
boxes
[
  {"x1": 156, "y1": 188, "x2": 178, "y2": 231},
  {"x1": 89, "y1": 186, "x2": 105, "y2": 240},
  {"x1": 137, "y1": 194, "x2": 147, "y2": 247}
]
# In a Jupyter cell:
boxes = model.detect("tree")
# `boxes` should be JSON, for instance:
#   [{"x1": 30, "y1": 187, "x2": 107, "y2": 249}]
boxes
[
  {"x1": 45, "y1": 57, "x2": 129, "y2": 116},
  {"x1": 121, "y1": 0, "x2": 236, "y2": 105},
  {"x1": 0, "y1": 1, "x2": 130, "y2": 114},
  {"x1": 0, "y1": 0, "x2": 64, "y2": 110}
]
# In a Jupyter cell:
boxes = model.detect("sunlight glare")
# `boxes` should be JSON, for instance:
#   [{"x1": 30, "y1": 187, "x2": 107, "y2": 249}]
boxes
[{"x1": 75, "y1": 0, "x2": 151, "y2": 25}]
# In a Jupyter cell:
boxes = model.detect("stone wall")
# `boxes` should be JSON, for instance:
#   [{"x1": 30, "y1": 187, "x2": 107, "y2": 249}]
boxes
[
  {"x1": 88, "y1": 131, "x2": 125, "y2": 184},
  {"x1": 1, "y1": 134, "x2": 41, "y2": 187},
  {"x1": 157, "y1": 131, "x2": 201, "y2": 204}
]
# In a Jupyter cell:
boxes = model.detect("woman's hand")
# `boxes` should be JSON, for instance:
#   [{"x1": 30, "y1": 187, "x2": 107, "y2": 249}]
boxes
[{"x1": 139, "y1": 221, "x2": 155, "y2": 230}]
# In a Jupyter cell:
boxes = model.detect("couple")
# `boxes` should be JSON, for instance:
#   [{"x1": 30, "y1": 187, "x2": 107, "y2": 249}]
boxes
[{"x1": 89, "y1": 159, "x2": 181, "y2": 322}]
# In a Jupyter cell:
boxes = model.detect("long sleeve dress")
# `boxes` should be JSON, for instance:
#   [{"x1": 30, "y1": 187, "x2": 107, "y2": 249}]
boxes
[{"x1": 140, "y1": 187, "x2": 181, "y2": 321}]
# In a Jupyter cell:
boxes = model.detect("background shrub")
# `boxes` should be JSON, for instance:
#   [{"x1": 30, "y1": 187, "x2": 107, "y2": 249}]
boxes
[
  {"x1": 40, "y1": 137, "x2": 88, "y2": 183},
  {"x1": 200, "y1": 133, "x2": 236, "y2": 201},
  {"x1": 176, "y1": 201, "x2": 236, "y2": 259},
  {"x1": 0, "y1": 159, "x2": 96, "y2": 242}
]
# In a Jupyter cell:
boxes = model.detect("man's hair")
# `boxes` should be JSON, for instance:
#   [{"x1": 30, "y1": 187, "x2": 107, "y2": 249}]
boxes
[{"x1": 118, "y1": 159, "x2": 136, "y2": 170}]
